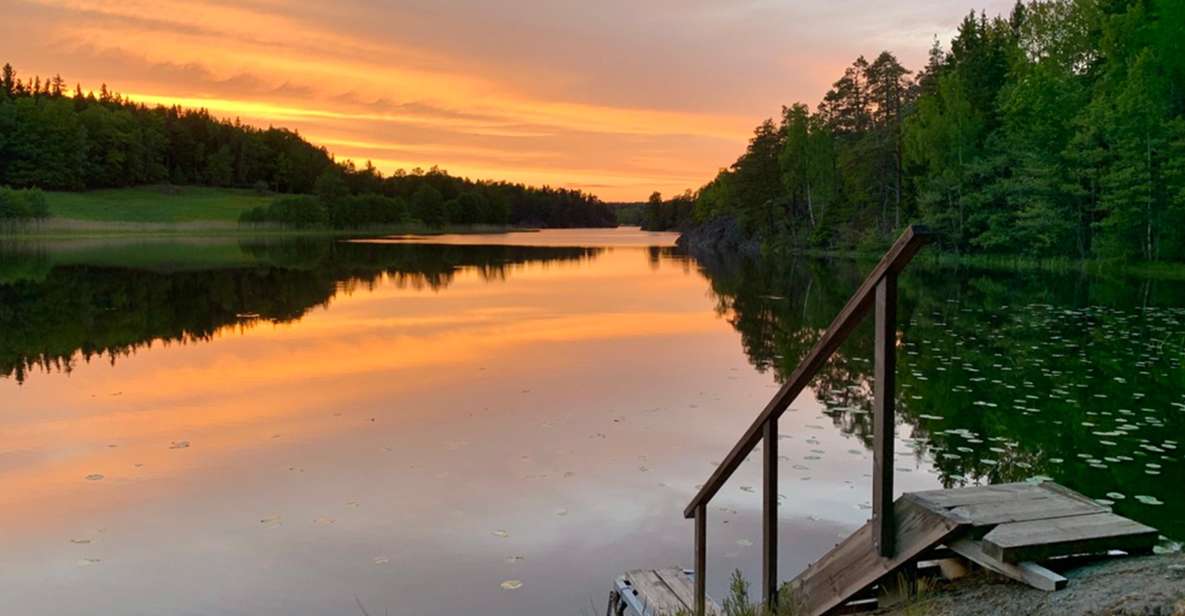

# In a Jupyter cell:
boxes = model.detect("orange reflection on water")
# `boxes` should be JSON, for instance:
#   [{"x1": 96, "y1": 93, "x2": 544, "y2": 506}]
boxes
[
  {"x1": 0, "y1": 245, "x2": 711, "y2": 534},
  {"x1": 3, "y1": 231, "x2": 938, "y2": 616}
]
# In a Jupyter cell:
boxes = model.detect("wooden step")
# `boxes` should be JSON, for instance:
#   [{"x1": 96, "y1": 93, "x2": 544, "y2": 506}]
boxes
[
  {"x1": 786, "y1": 482, "x2": 1160, "y2": 616},
  {"x1": 786, "y1": 495, "x2": 965, "y2": 616},
  {"x1": 982, "y1": 512, "x2": 1159, "y2": 563}
]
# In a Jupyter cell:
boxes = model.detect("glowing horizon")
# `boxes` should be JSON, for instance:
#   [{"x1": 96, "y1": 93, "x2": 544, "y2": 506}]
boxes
[{"x1": 4, "y1": 0, "x2": 1013, "y2": 201}]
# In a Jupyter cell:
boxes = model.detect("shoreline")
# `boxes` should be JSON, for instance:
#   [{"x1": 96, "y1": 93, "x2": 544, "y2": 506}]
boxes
[
  {"x1": 873, "y1": 553, "x2": 1185, "y2": 616},
  {"x1": 675, "y1": 221, "x2": 1185, "y2": 281},
  {"x1": 0, "y1": 218, "x2": 538, "y2": 240}
]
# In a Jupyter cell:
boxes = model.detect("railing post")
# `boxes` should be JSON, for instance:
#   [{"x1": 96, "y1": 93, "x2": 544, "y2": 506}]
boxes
[
  {"x1": 694, "y1": 504, "x2": 706, "y2": 616},
  {"x1": 873, "y1": 271, "x2": 897, "y2": 558},
  {"x1": 762, "y1": 418, "x2": 778, "y2": 610}
]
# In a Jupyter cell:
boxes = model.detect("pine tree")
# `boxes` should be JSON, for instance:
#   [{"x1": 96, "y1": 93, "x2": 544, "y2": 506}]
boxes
[{"x1": 1, "y1": 63, "x2": 14, "y2": 97}]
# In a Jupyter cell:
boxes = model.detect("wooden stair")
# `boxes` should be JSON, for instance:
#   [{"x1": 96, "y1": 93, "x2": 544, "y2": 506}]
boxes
[{"x1": 786, "y1": 482, "x2": 1159, "y2": 616}]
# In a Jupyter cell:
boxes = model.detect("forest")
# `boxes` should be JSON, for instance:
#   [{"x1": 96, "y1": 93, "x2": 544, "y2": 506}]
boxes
[
  {"x1": 670, "y1": 0, "x2": 1185, "y2": 261},
  {"x1": 0, "y1": 64, "x2": 615, "y2": 229}
]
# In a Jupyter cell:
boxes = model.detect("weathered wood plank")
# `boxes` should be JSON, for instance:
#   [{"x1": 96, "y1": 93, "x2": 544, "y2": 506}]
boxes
[
  {"x1": 762, "y1": 418, "x2": 778, "y2": 609},
  {"x1": 694, "y1": 505, "x2": 706, "y2": 616},
  {"x1": 909, "y1": 483, "x2": 1047, "y2": 509},
  {"x1": 951, "y1": 494, "x2": 1107, "y2": 526},
  {"x1": 792, "y1": 496, "x2": 965, "y2": 616},
  {"x1": 982, "y1": 513, "x2": 1159, "y2": 563},
  {"x1": 653, "y1": 568, "x2": 694, "y2": 609},
  {"x1": 1038, "y1": 481, "x2": 1104, "y2": 508},
  {"x1": 654, "y1": 568, "x2": 719, "y2": 615},
  {"x1": 948, "y1": 538, "x2": 1067, "y2": 591},
  {"x1": 624, "y1": 569, "x2": 689, "y2": 615},
  {"x1": 872, "y1": 273, "x2": 897, "y2": 558}
]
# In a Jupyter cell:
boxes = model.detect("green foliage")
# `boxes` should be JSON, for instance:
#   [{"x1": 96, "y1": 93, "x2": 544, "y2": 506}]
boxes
[
  {"x1": 0, "y1": 67, "x2": 333, "y2": 193},
  {"x1": 411, "y1": 183, "x2": 446, "y2": 227},
  {"x1": 686, "y1": 0, "x2": 1185, "y2": 262},
  {"x1": 0, "y1": 186, "x2": 50, "y2": 220},
  {"x1": 642, "y1": 191, "x2": 695, "y2": 231},
  {"x1": 241, "y1": 195, "x2": 328, "y2": 228},
  {"x1": 722, "y1": 570, "x2": 757, "y2": 616}
]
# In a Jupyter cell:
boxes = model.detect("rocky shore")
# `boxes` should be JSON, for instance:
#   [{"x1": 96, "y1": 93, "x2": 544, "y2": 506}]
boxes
[
  {"x1": 874, "y1": 553, "x2": 1185, "y2": 616},
  {"x1": 674, "y1": 216, "x2": 762, "y2": 258}
]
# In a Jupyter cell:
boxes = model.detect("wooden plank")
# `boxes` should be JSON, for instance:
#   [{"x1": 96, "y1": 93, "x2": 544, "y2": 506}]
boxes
[
  {"x1": 948, "y1": 538, "x2": 1067, "y2": 591},
  {"x1": 1038, "y1": 481, "x2": 1104, "y2": 508},
  {"x1": 653, "y1": 568, "x2": 696, "y2": 610},
  {"x1": 683, "y1": 225, "x2": 931, "y2": 519},
  {"x1": 951, "y1": 495, "x2": 1107, "y2": 526},
  {"x1": 792, "y1": 496, "x2": 965, "y2": 616},
  {"x1": 762, "y1": 418, "x2": 778, "y2": 609},
  {"x1": 624, "y1": 569, "x2": 689, "y2": 615},
  {"x1": 872, "y1": 273, "x2": 897, "y2": 558},
  {"x1": 653, "y1": 568, "x2": 719, "y2": 615},
  {"x1": 982, "y1": 512, "x2": 1159, "y2": 563},
  {"x1": 694, "y1": 505, "x2": 706, "y2": 616},
  {"x1": 909, "y1": 483, "x2": 1047, "y2": 509}
]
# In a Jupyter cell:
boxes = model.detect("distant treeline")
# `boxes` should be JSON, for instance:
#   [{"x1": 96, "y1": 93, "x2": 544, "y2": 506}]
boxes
[
  {"x1": 241, "y1": 167, "x2": 615, "y2": 228},
  {"x1": 641, "y1": 191, "x2": 695, "y2": 231},
  {"x1": 608, "y1": 192, "x2": 695, "y2": 230},
  {"x1": 676, "y1": 0, "x2": 1185, "y2": 261},
  {"x1": 0, "y1": 63, "x2": 615, "y2": 229}
]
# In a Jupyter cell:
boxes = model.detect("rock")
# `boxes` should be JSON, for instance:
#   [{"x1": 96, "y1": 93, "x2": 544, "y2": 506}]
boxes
[
  {"x1": 675, "y1": 216, "x2": 762, "y2": 258},
  {"x1": 869, "y1": 554, "x2": 1185, "y2": 616}
]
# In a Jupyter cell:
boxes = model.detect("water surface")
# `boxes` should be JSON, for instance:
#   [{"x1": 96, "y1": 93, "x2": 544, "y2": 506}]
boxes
[{"x1": 1, "y1": 229, "x2": 1180, "y2": 614}]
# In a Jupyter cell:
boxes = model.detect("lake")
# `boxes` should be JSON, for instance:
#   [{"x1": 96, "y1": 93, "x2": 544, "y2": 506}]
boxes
[{"x1": 1, "y1": 228, "x2": 1181, "y2": 615}]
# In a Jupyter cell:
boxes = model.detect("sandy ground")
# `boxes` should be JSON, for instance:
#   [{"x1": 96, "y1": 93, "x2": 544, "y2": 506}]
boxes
[{"x1": 873, "y1": 554, "x2": 1185, "y2": 616}]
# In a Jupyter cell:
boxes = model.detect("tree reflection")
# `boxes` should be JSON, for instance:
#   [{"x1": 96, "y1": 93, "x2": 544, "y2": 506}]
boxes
[
  {"x1": 694, "y1": 252, "x2": 1185, "y2": 538},
  {"x1": 0, "y1": 239, "x2": 601, "y2": 383}
]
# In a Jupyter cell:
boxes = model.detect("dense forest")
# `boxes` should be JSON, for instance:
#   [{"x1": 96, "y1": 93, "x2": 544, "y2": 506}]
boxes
[
  {"x1": 673, "y1": 0, "x2": 1185, "y2": 261},
  {"x1": 0, "y1": 63, "x2": 615, "y2": 228}
]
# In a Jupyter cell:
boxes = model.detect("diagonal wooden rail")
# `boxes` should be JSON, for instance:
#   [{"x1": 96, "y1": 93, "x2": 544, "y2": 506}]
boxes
[{"x1": 684, "y1": 225, "x2": 932, "y2": 614}]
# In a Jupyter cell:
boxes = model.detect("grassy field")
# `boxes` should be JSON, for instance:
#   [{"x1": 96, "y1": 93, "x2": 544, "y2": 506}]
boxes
[{"x1": 45, "y1": 185, "x2": 274, "y2": 223}]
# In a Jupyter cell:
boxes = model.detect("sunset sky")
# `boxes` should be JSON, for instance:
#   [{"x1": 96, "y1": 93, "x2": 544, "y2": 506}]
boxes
[{"x1": 4, "y1": 0, "x2": 1012, "y2": 201}]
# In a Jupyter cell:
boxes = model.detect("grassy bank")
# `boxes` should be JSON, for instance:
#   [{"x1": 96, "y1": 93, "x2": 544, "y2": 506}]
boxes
[
  {"x1": 45, "y1": 185, "x2": 273, "y2": 223},
  {"x1": 0, "y1": 185, "x2": 525, "y2": 238}
]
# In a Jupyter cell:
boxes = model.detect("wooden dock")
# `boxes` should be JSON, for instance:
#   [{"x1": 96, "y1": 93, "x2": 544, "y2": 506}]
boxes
[
  {"x1": 787, "y1": 481, "x2": 1158, "y2": 616},
  {"x1": 607, "y1": 568, "x2": 719, "y2": 616},
  {"x1": 609, "y1": 228, "x2": 1162, "y2": 615}
]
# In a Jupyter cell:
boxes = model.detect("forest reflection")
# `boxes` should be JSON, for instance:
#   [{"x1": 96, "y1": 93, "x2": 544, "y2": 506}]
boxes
[
  {"x1": 695, "y1": 252, "x2": 1185, "y2": 538},
  {"x1": 0, "y1": 238, "x2": 605, "y2": 383},
  {"x1": 1, "y1": 237, "x2": 1180, "y2": 538}
]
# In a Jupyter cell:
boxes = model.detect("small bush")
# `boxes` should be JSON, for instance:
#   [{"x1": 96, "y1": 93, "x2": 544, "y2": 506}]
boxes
[
  {"x1": 327, "y1": 194, "x2": 407, "y2": 228},
  {"x1": 0, "y1": 187, "x2": 51, "y2": 221},
  {"x1": 239, "y1": 195, "x2": 328, "y2": 227}
]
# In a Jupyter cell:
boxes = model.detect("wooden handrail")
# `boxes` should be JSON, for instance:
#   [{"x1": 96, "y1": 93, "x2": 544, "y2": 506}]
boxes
[
  {"x1": 687, "y1": 225, "x2": 931, "y2": 614},
  {"x1": 683, "y1": 225, "x2": 931, "y2": 519}
]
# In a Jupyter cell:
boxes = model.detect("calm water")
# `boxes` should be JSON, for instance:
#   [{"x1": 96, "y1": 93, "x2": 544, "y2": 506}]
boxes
[{"x1": 1, "y1": 229, "x2": 1181, "y2": 615}]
